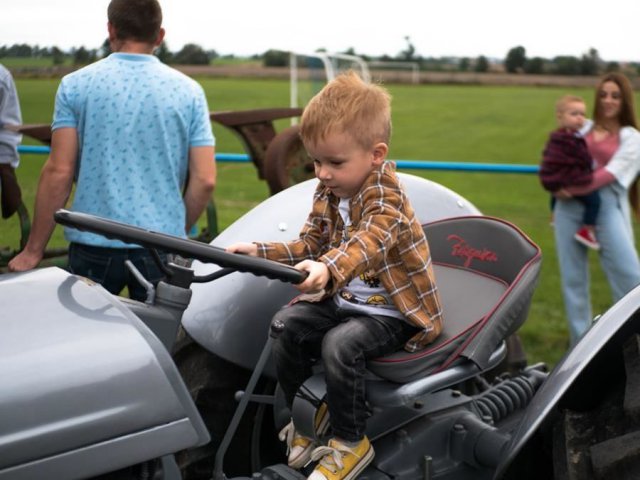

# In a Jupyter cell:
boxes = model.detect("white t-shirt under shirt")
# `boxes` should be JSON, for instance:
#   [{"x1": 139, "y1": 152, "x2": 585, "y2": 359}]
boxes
[{"x1": 333, "y1": 198, "x2": 405, "y2": 320}]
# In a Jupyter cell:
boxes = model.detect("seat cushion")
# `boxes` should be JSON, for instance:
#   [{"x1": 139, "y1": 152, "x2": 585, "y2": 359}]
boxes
[{"x1": 367, "y1": 264, "x2": 507, "y2": 383}]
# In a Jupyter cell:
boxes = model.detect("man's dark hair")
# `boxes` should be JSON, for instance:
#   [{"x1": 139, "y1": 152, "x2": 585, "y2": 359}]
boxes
[{"x1": 107, "y1": 0, "x2": 162, "y2": 44}]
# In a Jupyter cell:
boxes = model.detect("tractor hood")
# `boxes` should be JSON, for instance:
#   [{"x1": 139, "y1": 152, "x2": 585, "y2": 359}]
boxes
[{"x1": 0, "y1": 268, "x2": 209, "y2": 480}]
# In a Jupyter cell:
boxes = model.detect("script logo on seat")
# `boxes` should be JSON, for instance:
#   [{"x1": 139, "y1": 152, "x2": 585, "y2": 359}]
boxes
[{"x1": 447, "y1": 234, "x2": 498, "y2": 268}]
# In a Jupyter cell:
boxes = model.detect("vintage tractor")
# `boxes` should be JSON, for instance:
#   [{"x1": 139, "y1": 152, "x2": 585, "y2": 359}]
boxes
[{"x1": 2, "y1": 173, "x2": 640, "y2": 480}]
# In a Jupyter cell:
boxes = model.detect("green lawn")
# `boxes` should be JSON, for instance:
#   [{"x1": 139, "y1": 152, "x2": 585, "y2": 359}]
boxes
[
  {"x1": 0, "y1": 57, "x2": 73, "y2": 68},
  {"x1": 5, "y1": 77, "x2": 639, "y2": 367}
]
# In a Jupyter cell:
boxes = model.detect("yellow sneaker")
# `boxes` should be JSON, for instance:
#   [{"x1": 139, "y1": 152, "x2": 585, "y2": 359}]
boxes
[
  {"x1": 307, "y1": 437, "x2": 374, "y2": 480},
  {"x1": 279, "y1": 402, "x2": 330, "y2": 469},
  {"x1": 314, "y1": 401, "x2": 330, "y2": 437},
  {"x1": 279, "y1": 420, "x2": 315, "y2": 469}
]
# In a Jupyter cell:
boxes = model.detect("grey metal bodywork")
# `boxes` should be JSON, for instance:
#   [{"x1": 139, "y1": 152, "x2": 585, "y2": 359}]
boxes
[
  {"x1": 0, "y1": 268, "x2": 209, "y2": 480},
  {"x1": 494, "y1": 283, "x2": 640, "y2": 478},
  {"x1": 183, "y1": 174, "x2": 481, "y2": 373}
]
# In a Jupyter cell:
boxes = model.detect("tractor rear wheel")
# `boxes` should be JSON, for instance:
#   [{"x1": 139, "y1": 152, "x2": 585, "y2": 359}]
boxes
[
  {"x1": 552, "y1": 334, "x2": 640, "y2": 479},
  {"x1": 263, "y1": 125, "x2": 314, "y2": 195}
]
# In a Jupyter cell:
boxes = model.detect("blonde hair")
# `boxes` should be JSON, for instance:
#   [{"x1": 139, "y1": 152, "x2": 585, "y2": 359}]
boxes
[
  {"x1": 299, "y1": 71, "x2": 391, "y2": 150},
  {"x1": 555, "y1": 94, "x2": 585, "y2": 114}
]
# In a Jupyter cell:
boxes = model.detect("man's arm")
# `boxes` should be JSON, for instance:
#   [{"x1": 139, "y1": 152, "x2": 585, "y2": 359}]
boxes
[
  {"x1": 8, "y1": 127, "x2": 77, "y2": 271},
  {"x1": 183, "y1": 145, "x2": 216, "y2": 232}
]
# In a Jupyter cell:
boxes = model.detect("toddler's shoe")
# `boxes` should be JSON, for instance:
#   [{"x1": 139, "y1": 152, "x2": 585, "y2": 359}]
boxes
[
  {"x1": 307, "y1": 436, "x2": 374, "y2": 480},
  {"x1": 574, "y1": 227, "x2": 600, "y2": 250},
  {"x1": 279, "y1": 402, "x2": 329, "y2": 469}
]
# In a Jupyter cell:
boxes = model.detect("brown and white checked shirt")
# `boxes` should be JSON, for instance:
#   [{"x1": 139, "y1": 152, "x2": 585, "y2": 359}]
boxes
[{"x1": 255, "y1": 161, "x2": 443, "y2": 351}]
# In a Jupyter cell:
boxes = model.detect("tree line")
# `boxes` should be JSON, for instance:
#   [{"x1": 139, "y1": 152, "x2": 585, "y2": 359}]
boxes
[
  {"x1": 2, "y1": 41, "x2": 638, "y2": 77},
  {"x1": 502, "y1": 46, "x2": 636, "y2": 76},
  {"x1": 0, "y1": 41, "x2": 220, "y2": 66}
]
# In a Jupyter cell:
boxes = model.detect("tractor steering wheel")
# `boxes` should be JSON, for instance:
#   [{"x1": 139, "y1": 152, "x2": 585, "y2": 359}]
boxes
[{"x1": 53, "y1": 209, "x2": 307, "y2": 285}]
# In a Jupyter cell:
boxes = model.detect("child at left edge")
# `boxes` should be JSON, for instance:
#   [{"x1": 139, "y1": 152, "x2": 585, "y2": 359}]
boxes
[{"x1": 226, "y1": 71, "x2": 443, "y2": 480}]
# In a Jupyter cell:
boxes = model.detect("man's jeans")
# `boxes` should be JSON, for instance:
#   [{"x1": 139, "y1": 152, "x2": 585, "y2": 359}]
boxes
[
  {"x1": 272, "y1": 298, "x2": 419, "y2": 442},
  {"x1": 68, "y1": 243, "x2": 166, "y2": 302}
]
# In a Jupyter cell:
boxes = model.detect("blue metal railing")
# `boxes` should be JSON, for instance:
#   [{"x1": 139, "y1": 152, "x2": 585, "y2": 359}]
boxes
[{"x1": 17, "y1": 145, "x2": 540, "y2": 174}]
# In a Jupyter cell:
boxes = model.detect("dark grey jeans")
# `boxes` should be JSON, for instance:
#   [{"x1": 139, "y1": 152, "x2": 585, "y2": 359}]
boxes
[{"x1": 272, "y1": 298, "x2": 419, "y2": 442}]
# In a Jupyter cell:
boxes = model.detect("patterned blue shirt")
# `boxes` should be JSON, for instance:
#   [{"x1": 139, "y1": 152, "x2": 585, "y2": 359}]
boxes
[{"x1": 52, "y1": 53, "x2": 215, "y2": 247}]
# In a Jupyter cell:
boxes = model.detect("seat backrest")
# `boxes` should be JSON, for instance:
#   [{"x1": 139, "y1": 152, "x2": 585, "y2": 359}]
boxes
[
  {"x1": 367, "y1": 216, "x2": 541, "y2": 383},
  {"x1": 427, "y1": 216, "x2": 539, "y2": 284}
]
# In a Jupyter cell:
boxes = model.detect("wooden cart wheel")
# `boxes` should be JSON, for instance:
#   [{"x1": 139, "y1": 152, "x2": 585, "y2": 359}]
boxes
[{"x1": 263, "y1": 125, "x2": 314, "y2": 195}]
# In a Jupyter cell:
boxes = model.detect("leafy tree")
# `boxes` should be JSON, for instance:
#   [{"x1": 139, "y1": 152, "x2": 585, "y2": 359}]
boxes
[
  {"x1": 399, "y1": 36, "x2": 416, "y2": 61},
  {"x1": 263, "y1": 49, "x2": 288, "y2": 67},
  {"x1": 155, "y1": 41, "x2": 173, "y2": 63},
  {"x1": 173, "y1": 43, "x2": 209, "y2": 65},
  {"x1": 101, "y1": 38, "x2": 112, "y2": 58},
  {"x1": 206, "y1": 49, "x2": 219, "y2": 62},
  {"x1": 474, "y1": 55, "x2": 489, "y2": 73},
  {"x1": 580, "y1": 48, "x2": 600, "y2": 75},
  {"x1": 605, "y1": 61, "x2": 620, "y2": 73},
  {"x1": 551, "y1": 56, "x2": 581, "y2": 75},
  {"x1": 73, "y1": 46, "x2": 95, "y2": 65},
  {"x1": 51, "y1": 46, "x2": 65, "y2": 65},
  {"x1": 458, "y1": 57, "x2": 470, "y2": 72},
  {"x1": 524, "y1": 57, "x2": 545, "y2": 74},
  {"x1": 505, "y1": 46, "x2": 526, "y2": 73},
  {"x1": 5, "y1": 43, "x2": 33, "y2": 57}
]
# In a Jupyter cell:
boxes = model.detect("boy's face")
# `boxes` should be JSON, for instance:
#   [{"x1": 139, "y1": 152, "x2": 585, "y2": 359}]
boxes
[
  {"x1": 306, "y1": 131, "x2": 387, "y2": 199},
  {"x1": 557, "y1": 101, "x2": 586, "y2": 131}
]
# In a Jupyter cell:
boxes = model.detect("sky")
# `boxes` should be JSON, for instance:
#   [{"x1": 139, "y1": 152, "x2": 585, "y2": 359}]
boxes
[{"x1": 3, "y1": 0, "x2": 640, "y2": 62}]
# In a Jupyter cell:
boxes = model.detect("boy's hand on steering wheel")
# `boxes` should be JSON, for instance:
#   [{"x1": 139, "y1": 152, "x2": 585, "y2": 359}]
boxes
[{"x1": 294, "y1": 260, "x2": 330, "y2": 293}]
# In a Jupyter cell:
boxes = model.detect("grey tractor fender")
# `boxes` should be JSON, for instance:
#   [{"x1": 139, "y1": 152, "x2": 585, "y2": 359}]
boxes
[
  {"x1": 494, "y1": 282, "x2": 640, "y2": 478},
  {"x1": 182, "y1": 173, "x2": 481, "y2": 375}
]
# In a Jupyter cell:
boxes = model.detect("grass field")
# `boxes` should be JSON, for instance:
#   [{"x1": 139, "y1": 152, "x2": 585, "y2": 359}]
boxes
[{"x1": 6, "y1": 77, "x2": 640, "y2": 367}]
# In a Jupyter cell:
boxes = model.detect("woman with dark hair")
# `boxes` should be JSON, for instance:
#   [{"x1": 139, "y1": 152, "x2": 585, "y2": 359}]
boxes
[{"x1": 554, "y1": 72, "x2": 640, "y2": 344}]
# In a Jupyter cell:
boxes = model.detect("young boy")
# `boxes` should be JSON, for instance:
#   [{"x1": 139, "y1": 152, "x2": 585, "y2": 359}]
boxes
[
  {"x1": 539, "y1": 95, "x2": 600, "y2": 250},
  {"x1": 226, "y1": 71, "x2": 443, "y2": 480}
]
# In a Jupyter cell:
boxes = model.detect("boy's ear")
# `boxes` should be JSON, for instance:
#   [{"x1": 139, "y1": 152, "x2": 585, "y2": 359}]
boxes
[{"x1": 372, "y1": 142, "x2": 388, "y2": 165}]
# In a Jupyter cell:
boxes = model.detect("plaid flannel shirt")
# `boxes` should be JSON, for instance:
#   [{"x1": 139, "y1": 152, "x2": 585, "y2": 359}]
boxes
[{"x1": 255, "y1": 161, "x2": 443, "y2": 351}]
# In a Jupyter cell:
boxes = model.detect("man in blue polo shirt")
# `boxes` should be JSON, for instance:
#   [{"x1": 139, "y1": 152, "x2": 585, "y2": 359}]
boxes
[{"x1": 9, "y1": 0, "x2": 216, "y2": 301}]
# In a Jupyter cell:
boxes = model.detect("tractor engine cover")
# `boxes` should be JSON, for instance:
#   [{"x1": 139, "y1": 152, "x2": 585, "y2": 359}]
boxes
[{"x1": 0, "y1": 268, "x2": 208, "y2": 480}]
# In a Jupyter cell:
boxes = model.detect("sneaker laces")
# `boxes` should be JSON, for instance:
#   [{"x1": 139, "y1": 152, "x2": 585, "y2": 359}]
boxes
[
  {"x1": 308, "y1": 442, "x2": 360, "y2": 472},
  {"x1": 278, "y1": 421, "x2": 296, "y2": 454}
]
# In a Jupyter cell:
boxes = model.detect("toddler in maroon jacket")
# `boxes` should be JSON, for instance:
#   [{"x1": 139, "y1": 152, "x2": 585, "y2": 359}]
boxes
[{"x1": 540, "y1": 95, "x2": 600, "y2": 250}]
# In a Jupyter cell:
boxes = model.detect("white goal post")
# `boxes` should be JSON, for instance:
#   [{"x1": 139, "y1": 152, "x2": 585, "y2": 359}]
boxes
[
  {"x1": 367, "y1": 60, "x2": 420, "y2": 84},
  {"x1": 289, "y1": 51, "x2": 372, "y2": 117}
]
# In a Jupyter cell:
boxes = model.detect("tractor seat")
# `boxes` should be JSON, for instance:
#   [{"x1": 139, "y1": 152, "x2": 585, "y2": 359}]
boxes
[{"x1": 366, "y1": 216, "x2": 541, "y2": 405}]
